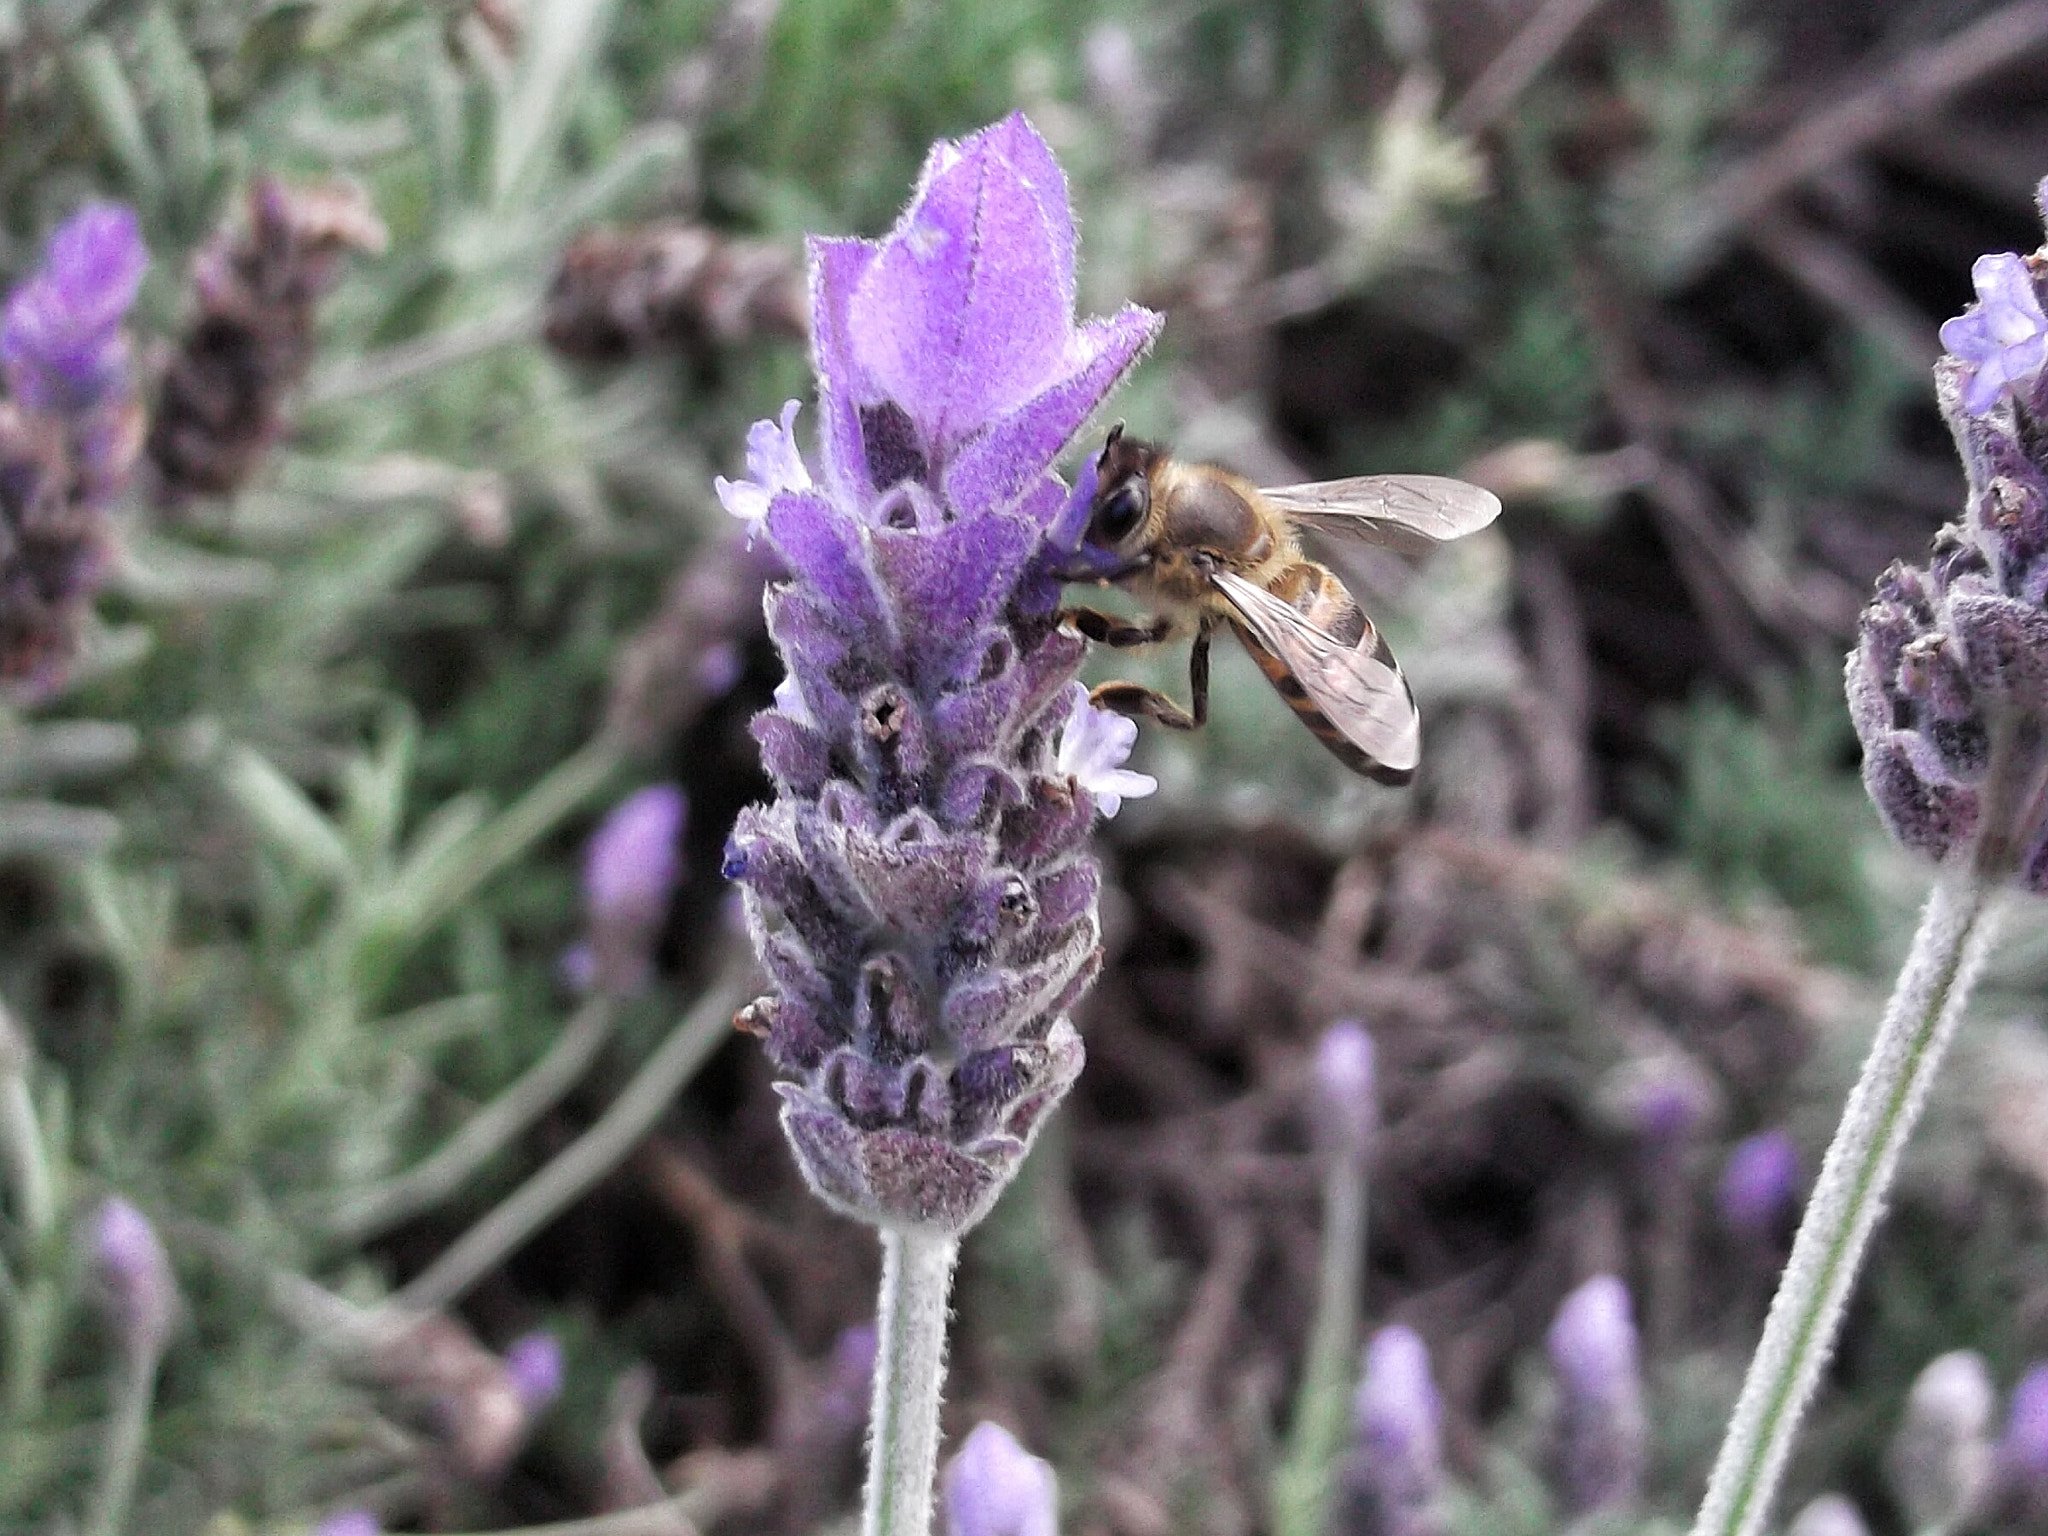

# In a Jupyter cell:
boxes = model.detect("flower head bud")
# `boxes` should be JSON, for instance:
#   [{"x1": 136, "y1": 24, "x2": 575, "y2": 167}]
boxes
[
  {"x1": 147, "y1": 177, "x2": 385, "y2": 505},
  {"x1": 1786, "y1": 1494, "x2": 1870, "y2": 1536},
  {"x1": 544, "y1": 221, "x2": 807, "y2": 363},
  {"x1": 1341, "y1": 1324, "x2": 1444, "y2": 1536},
  {"x1": 1854, "y1": 202, "x2": 2048, "y2": 886},
  {"x1": 1717, "y1": 1130, "x2": 1801, "y2": 1242},
  {"x1": 582, "y1": 783, "x2": 686, "y2": 994},
  {"x1": 943, "y1": 1421, "x2": 1059, "y2": 1536},
  {"x1": 1887, "y1": 1349, "x2": 1995, "y2": 1534},
  {"x1": 505, "y1": 1331, "x2": 564, "y2": 1413},
  {"x1": 1312, "y1": 1020, "x2": 1377, "y2": 1162},
  {"x1": 725, "y1": 115, "x2": 1160, "y2": 1235},
  {"x1": 90, "y1": 1197, "x2": 176, "y2": 1358},
  {"x1": 1545, "y1": 1275, "x2": 1646, "y2": 1517}
]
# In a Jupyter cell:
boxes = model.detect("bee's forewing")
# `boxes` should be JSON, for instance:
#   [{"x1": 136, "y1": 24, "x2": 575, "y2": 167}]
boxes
[
  {"x1": 1209, "y1": 570, "x2": 1421, "y2": 780},
  {"x1": 1261, "y1": 475, "x2": 1502, "y2": 551}
]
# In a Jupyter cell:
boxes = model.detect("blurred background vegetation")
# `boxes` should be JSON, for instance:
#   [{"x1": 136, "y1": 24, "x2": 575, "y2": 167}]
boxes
[{"x1": 7, "y1": 0, "x2": 2048, "y2": 1531}]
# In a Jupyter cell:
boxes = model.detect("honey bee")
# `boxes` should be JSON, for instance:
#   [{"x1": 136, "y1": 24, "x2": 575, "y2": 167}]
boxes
[{"x1": 1053, "y1": 426, "x2": 1502, "y2": 785}]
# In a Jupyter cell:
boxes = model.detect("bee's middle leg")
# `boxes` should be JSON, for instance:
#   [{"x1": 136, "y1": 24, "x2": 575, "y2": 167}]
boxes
[
  {"x1": 1088, "y1": 624, "x2": 1212, "y2": 732},
  {"x1": 1060, "y1": 606, "x2": 1174, "y2": 649}
]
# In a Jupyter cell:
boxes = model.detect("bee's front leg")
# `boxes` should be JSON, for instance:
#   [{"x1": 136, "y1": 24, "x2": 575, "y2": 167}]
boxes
[
  {"x1": 1060, "y1": 606, "x2": 1174, "y2": 649},
  {"x1": 1087, "y1": 624, "x2": 1212, "y2": 732}
]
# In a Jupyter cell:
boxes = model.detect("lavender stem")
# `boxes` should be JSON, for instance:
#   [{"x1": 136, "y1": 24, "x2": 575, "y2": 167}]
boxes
[
  {"x1": 84, "y1": 1338, "x2": 163, "y2": 1536},
  {"x1": 1273, "y1": 1143, "x2": 1369, "y2": 1536},
  {"x1": 864, "y1": 1229, "x2": 960, "y2": 1536},
  {"x1": 1689, "y1": 861, "x2": 2004, "y2": 1536}
]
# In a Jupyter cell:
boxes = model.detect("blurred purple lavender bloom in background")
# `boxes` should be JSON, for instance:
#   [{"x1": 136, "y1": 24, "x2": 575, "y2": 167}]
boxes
[
  {"x1": 1887, "y1": 1349, "x2": 1994, "y2": 1535},
  {"x1": 0, "y1": 204, "x2": 147, "y2": 685},
  {"x1": 90, "y1": 1196, "x2": 176, "y2": 1358},
  {"x1": 1995, "y1": 1362, "x2": 2048, "y2": 1522},
  {"x1": 723, "y1": 114, "x2": 1160, "y2": 1235},
  {"x1": 1546, "y1": 1274, "x2": 1647, "y2": 1517},
  {"x1": 1717, "y1": 1129, "x2": 1801, "y2": 1242},
  {"x1": 943, "y1": 1421, "x2": 1059, "y2": 1536},
  {"x1": 505, "y1": 1330, "x2": 564, "y2": 1413},
  {"x1": 579, "y1": 783, "x2": 685, "y2": 994},
  {"x1": 1340, "y1": 1324, "x2": 1444, "y2": 1536},
  {"x1": 1312, "y1": 1018, "x2": 1377, "y2": 1162},
  {"x1": 316, "y1": 1512, "x2": 381, "y2": 1536},
  {"x1": 1, "y1": 205, "x2": 145, "y2": 418}
]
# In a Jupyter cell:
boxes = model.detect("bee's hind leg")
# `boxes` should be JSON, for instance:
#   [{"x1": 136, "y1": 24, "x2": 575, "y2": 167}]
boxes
[{"x1": 1088, "y1": 624, "x2": 1211, "y2": 731}]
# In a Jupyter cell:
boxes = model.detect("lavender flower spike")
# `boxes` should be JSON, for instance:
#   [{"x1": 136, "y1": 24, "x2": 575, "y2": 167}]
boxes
[
  {"x1": 0, "y1": 204, "x2": 147, "y2": 685},
  {"x1": 91, "y1": 1196, "x2": 177, "y2": 1358},
  {"x1": 1547, "y1": 1274, "x2": 1647, "y2": 1517},
  {"x1": 582, "y1": 784, "x2": 686, "y2": 994},
  {"x1": 1341, "y1": 1325, "x2": 1445, "y2": 1536},
  {"x1": 726, "y1": 113, "x2": 1160, "y2": 1237},
  {"x1": 943, "y1": 1422, "x2": 1059, "y2": 1536}
]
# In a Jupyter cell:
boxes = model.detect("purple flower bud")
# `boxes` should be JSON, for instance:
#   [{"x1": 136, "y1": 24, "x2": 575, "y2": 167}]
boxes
[
  {"x1": 2, "y1": 204, "x2": 146, "y2": 417},
  {"x1": 582, "y1": 784, "x2": 685, "y2": 994},
  {"x1": 1787, "y1": 1494, "x2": 1869, "y2": 1536},
  {"x1": 1941, "y1": 254, "x2": 2048, "y2": 416},
  {"x1": 91, "y1": 1197, "x2": 176, "y2": 1356},
  {"x1": 1545, "y1": 1275, "x2": 1646, "y2": 1517},
  {"x1": 727, "y1": 115, "x2": 1160, "y2": 1235},
  {"x1": 943, "y1": 1421, "x2": 1059, "y2": 1536},
  {"x1": 1342, "y1": 1325, "x2": 1444, "y2": 1536},
  {"x1": 505, "y1": 1331, "x2": 564, "y2": 1412},
  {"x1": 1887, "y1": 1350, "x2": 1995, "y2": 1534},
  {"x1": 1312, "y1": 1020, "x2": 1377, "y2": 1161},
  {"x1": 1718, "y1": 1130, "x2": 1801, "y2": 1241},
  {"x1": 316, "y1": 1513, "x2": 381, "y2": 1536}
]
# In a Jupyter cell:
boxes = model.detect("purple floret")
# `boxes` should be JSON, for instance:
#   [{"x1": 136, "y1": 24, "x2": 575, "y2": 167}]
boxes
[{"x1": 1940, "y1": 254, "x2": 2048, "y2": 416}]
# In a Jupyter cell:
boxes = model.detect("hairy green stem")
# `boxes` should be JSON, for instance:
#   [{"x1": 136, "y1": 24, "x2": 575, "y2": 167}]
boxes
[
  {"x1": 1272, "y1": 1146, "x2": 1369, "y2": 1536},
  {"x1": 0, "y1": 1004, "x2": 57, "y2": 1420},
  {"x1": 863, "y1": 1228, "x2": 960, "y2": 1536},
  {"x1": 84, "y1": 1338, "x2": 164, "y2": 1536},
  {"x1": 1688, "y1": 862, "x2": 2003, "y2": 1536}
]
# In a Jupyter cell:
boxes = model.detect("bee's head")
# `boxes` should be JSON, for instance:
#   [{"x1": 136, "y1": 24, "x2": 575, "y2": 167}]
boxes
[
  {"x1": 1046, "y1": 424, "x2": 1158, "y2": 583},
  {"x1": 1088, "y1": 423, "x2": 1158, "y2": 549}
]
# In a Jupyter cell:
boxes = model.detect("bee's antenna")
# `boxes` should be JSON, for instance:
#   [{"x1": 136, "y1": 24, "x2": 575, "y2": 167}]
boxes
[{"x1": 1099, "y1": 421, "x2": 1124, "y2": 466}]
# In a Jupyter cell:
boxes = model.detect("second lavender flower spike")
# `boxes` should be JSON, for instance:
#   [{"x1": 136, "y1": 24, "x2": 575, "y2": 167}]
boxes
[{"x1": 724, "y1": 114, "x2": 1160, "y2": 1238}]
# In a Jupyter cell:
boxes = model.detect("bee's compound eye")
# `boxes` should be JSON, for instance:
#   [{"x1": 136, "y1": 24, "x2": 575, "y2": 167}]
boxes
[{"x1": 1092, "y1": 482, "x2": 1147, "y2": 544}]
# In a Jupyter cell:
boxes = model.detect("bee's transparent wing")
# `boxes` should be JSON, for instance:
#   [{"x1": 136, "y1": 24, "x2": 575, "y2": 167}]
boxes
[
  {"x1": 1209, "y1": 570, "x2": 1421, "y2": 782},
  {"x1": 1261, "y1": 475, "x2": 1502, "y2": 553}
]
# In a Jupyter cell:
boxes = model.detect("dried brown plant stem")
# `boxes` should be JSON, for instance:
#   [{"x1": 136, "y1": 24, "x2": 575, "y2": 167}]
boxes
[
  {"x1": 1666, "y1": 1, "x2": 2048, "y2": 278},
  {"x1": 1449, "y1": 0, "x2": 1614, "y2": 134}
]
